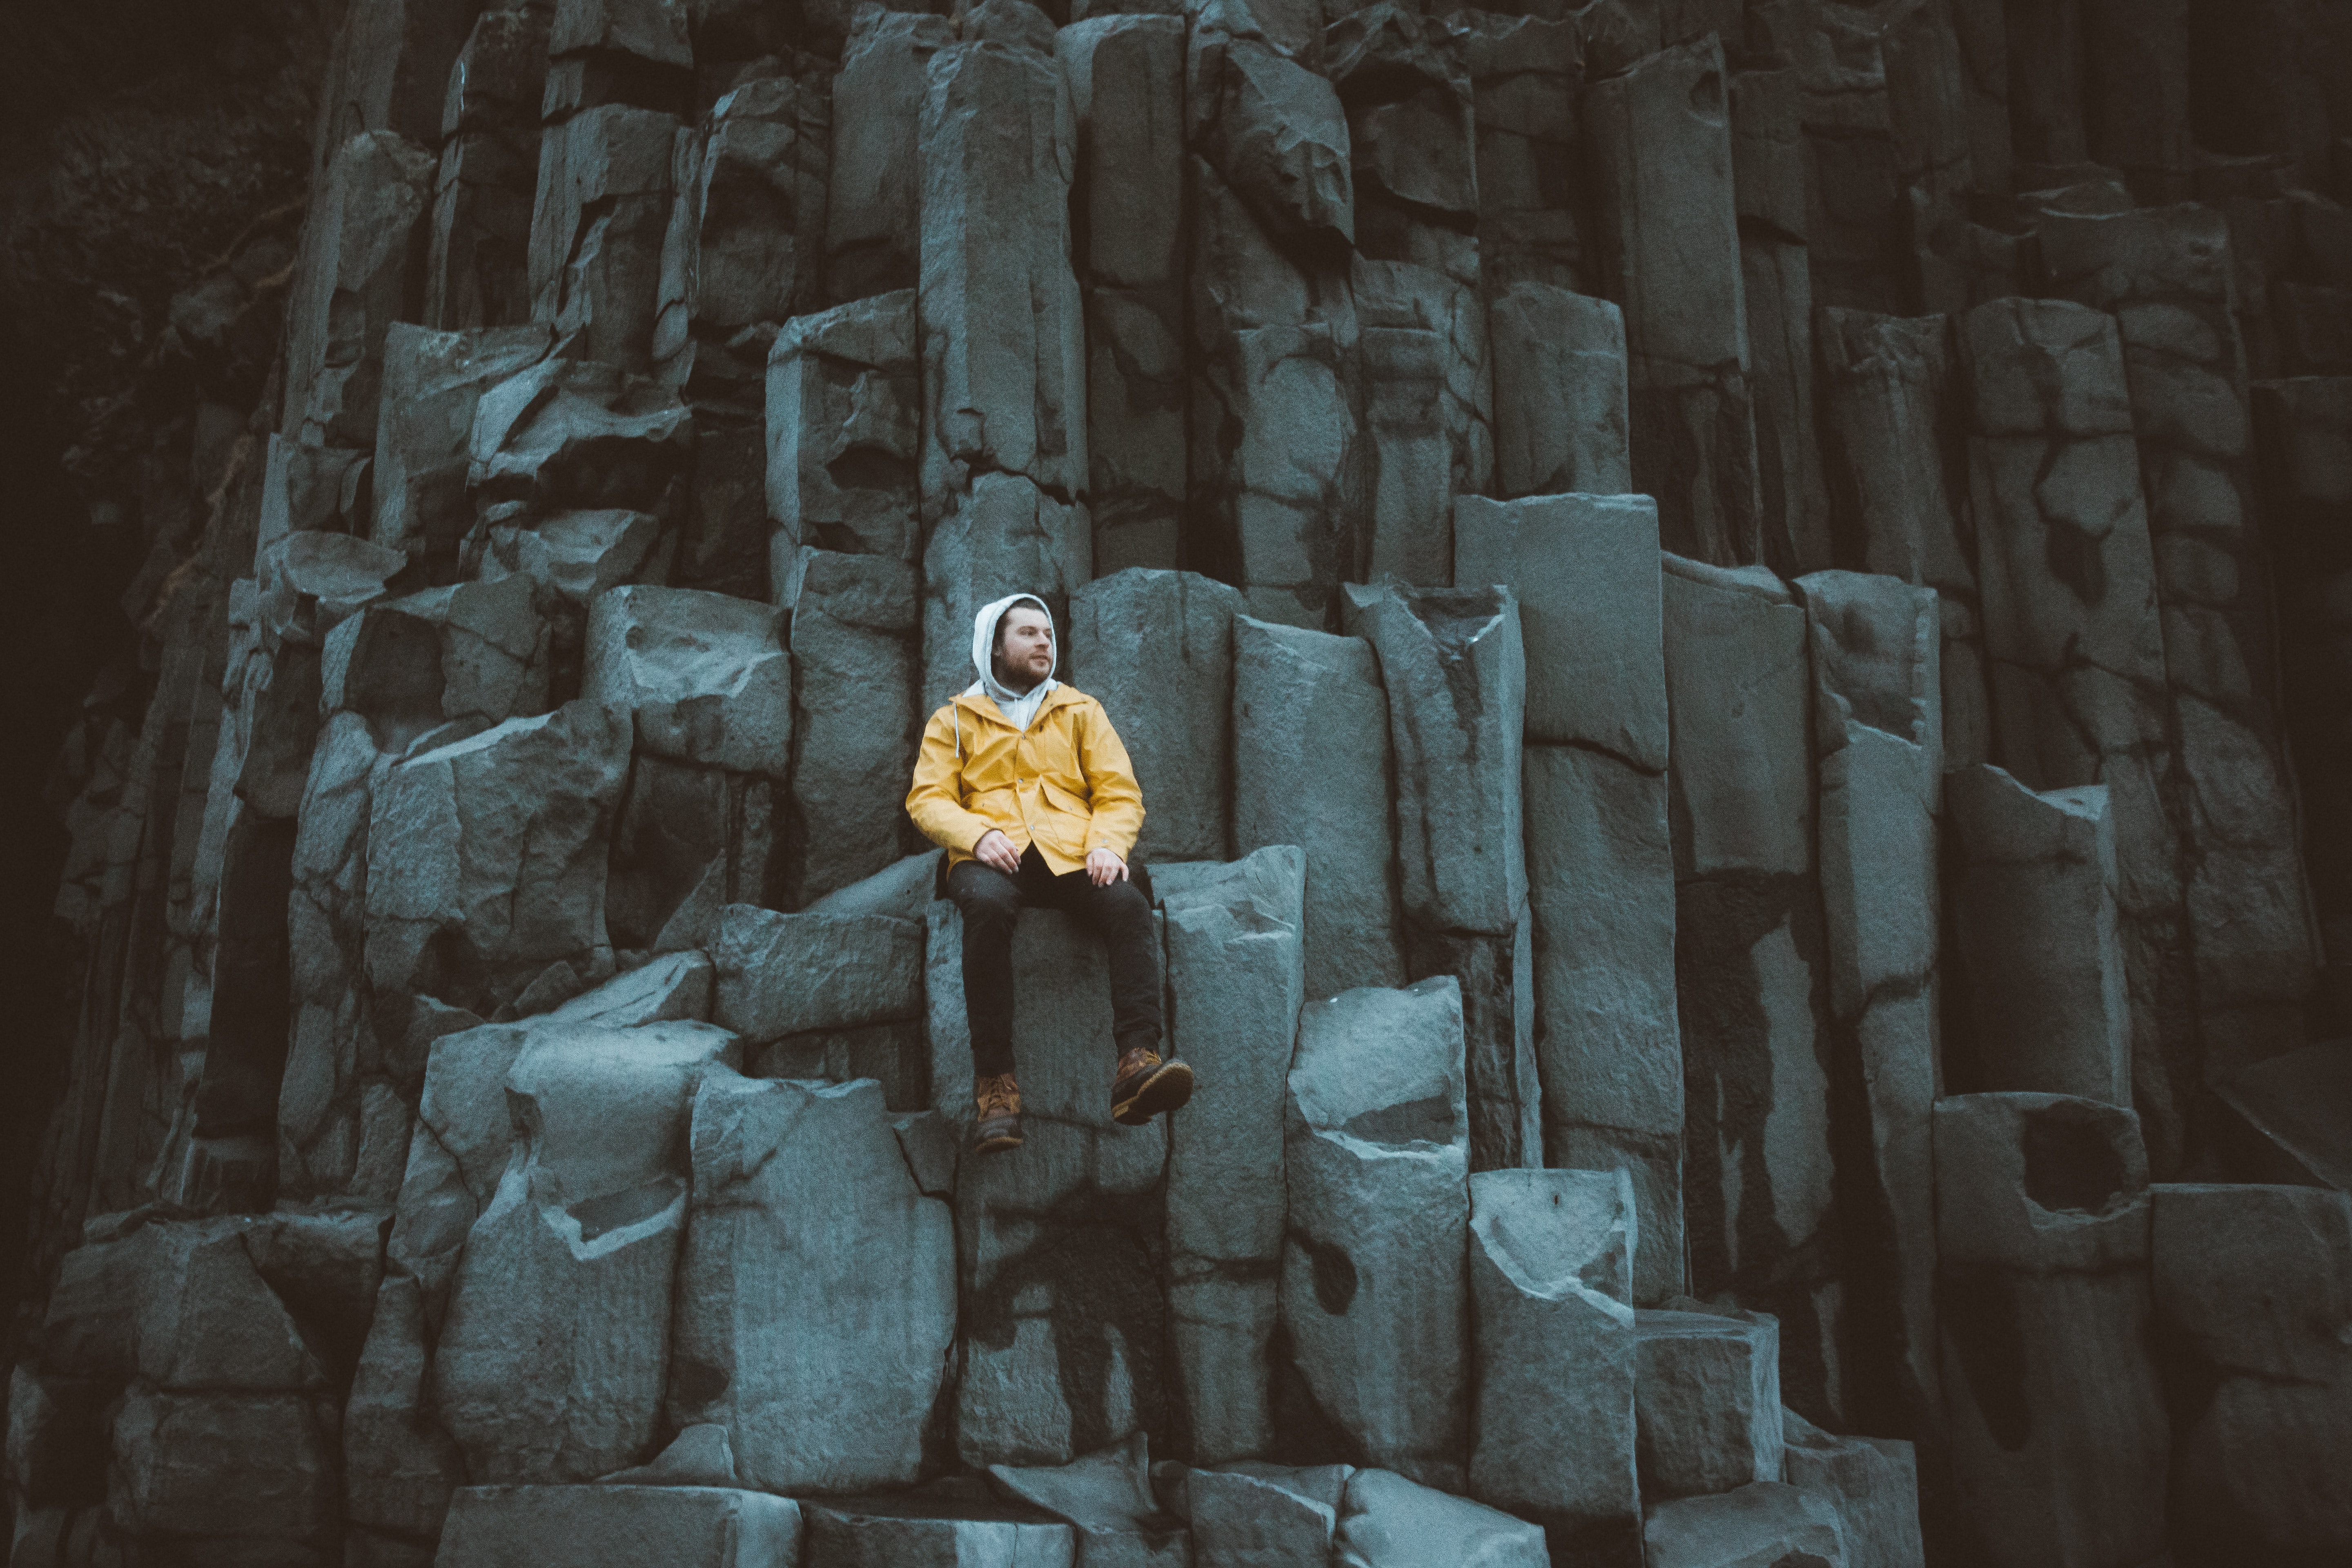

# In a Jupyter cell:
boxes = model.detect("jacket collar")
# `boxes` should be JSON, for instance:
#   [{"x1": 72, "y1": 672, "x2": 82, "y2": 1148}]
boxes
[{"x1": 953, "y1": 682, "x2": 1082, "y2": 728}]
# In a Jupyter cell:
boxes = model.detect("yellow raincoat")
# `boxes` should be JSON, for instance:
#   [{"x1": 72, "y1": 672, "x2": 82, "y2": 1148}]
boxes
[{"x1": 905, "y1": 685, "x2": 1146, "y2": 875}]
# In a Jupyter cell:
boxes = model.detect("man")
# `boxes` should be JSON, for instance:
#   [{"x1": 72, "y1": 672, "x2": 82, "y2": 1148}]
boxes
[{"x1": 906, "y1": 592, "x2": 1196, "y2": 1154}]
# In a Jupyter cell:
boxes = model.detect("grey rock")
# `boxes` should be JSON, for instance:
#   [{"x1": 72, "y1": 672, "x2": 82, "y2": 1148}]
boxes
[
  {"x1": 258, "y1": 530, "x2": 410, "y2": 654},
  {"x1": 670, "y1": 1072, "x2": 954, "y2": 1492},
  {"x1": 607, "y1": 753, "x2": 778, "y2": 952},
  {"x1": 655, "y1": 74, "x2": 828, "y2": 387},
  {"x1": 386, "y1": 1020, "x2": 538, "y2": 1298},
  {"x1": 1344, "y1": 583, "x2": 1526, "y2": 938},
  {"x1": 1815, "y1": 308, "x2": 1988, "y2": 767},
  {"x1": 1642, "y1": 1482, "x2": 1848, "y2": 1568},
  {"x1": 784, "y1": 548, "x2": 922, "y2": 904},
  {"x1": 1961, "y1": 296, "x2": 2190, "y2": 1167},
  {"x1": 1582, "y1": 36, "x2": 1760, "y2": 565},
  {"x1": 1326, "y1": 4, "x2": 1477, "y2": 253},
  {"x1": 2150, "y1": 1183, "x2": 2352, "y2": 1556},
  {"x1": 927, "y1": 907, "x2": 1168, "y2": 1467},
  {"x1": 1737, "y1": 198, "x2": 1829, "y2": 574},
  {"x1": 891, "y1": 1109, "x2": 959, "y2": 1198},
  {"x1": 2212, "y1": 1040, "x2": 2352, "y2": 1192},
  {"x1": 710, "y1": 904, "x2": 923, "y2": 1043},
  {"x1": 467, "y1": 356, "x2": 693, "y2": 513},
  {"x1": 1352, "y1": 257, "x2": 1494, "y2": 587},
  {"x1": 990, "y1": 1434, "x2": 1189, "y2": 1568},
  {"x1": 481, "y1": 510, "x2": 660, "y2": 620},
  {"x1": 1163, "y1": 846, "x2": 1307, "y2": 1462},
  {"x1": 344, "y1": 1273, "x2": 466, "y2": 1544},
  {"x1": 826, "y1": 9, "x2": 953, "y2": 301},
  {"x1": 549, "y1": 950, "x2": 714, "y2": 1027},
  {"x1": 435, "y1": 1485, "x2": 802, "y2": 1568},
  {"x1": 310, "y1": 0, "x2": 478, "y2": 158},
  {"x1": 1662, "y1": 556, "x2": 1838, "y2": 1409},
  {"x1": 322, "y1": 575, "x2": 551, "y2": 752},
  {"x1": 920, "y1": 472, "x2": 1092, "y2": 713},
  {"x1": 371, "y1": 322, "x2": 555, "y2": 572},
  {"x1": 752, "y1": 1022, "x2": 926, "y2": 1113},
  {"x1": 2045, "y1": 203, "x2": 2319, "y2": 1078},
  {"x1": 283, "y1": 131, "x2": 439, "y2": 449},
  {"x1": 1634, "y1": 1309, "x2": 1783, "y2": 1501},
  {"x1": 365, "y1": 700, "x2": 633, "y2": 1020},
  {"x1": 1467, "y1": 1168, "x2": 1640, "y2": 1564},
  {"x1": 1061, "y1": 16, "x2": 1188, "y2": 574},
  {"x1": 1231, "y1": 616, "x2": 1404, "y2": 998},
  {"x1": 804, "y1": 1493, "x2": 1076, "y2": 1567},
  {"x1": 1283, "y1": 979, "x2": 1470, "y2": 1489},
  {"x1": 528, "y1": 105, "x2": 684, "y2": 371},
  {"x1": 1187, "y1": 0, "x2": 1353, "y2": 248},
  {"x1": 110, "y1": 1389, "x2": 339, "y2": 1561},
  {"x1": 1182, "y1": 1463, "x2": 1345, "y2": 1566},
  {"x1": 764, "y1": 290, "x2": 920, "y2": 565},
  {"x1": 1486, "y1": 284, "x2": 1630, "y2": 500},
  {"x1": 2252, "y1": 376, "x2": 2352, "y2": 1027},
  {"x1": 130, "y1": 1222, "x2": 324, "y2": 1392},
  {"x1": 1457, "y1": 12, "x2": 1583, "y2": 292},
  {"x1": 1405, "y1": 922, "x2": 1538, "y2": 1179},
  {"x1": 1780, "y1": 1408, "x2": 1924, "y2": 1568},
  {"x1": 1188, "y1": 305, "x2": 1361, "y2": 628},
  {"x1": 918, "y1": 9, "x2": 1087, "y2": 521},
  {"x1": 432, "y1": 1020, "x2": 739, "y2": 1483},
  {"x1": 584, "y1": 584, "x2": 790, "y2": 776},
  {"x1": 1522, "y1": 742, "x2": 1681, "y2": 1305},
  {"x1": 807, "y1": 850, "x2": 943, "y2": 924},
  {"x1": 7, "y1": 1363, "x2": 105, "y2": 1508},
  {"x1": 1942, "y1": 767, "x2": 2130, "y2": 1103},
  {"x1": 1802, "y1": 573, "x2": 1943, "y2": 1439},
  {"x1": 257, "y1": 434, "x2": 372, "y2": 553},
  {"x1": 1334, "y1": 1466, "x2": 1548, "y2": 1568},
  {"x1": 1071, "y1": 569, "x2": 1242, "y2": 864},
  {"x1": 597, "y1": 1423, "x2": 741, "y2": 1488},
  {"x1": 425, "y1": 7, "x2": 549, "y2": 331},
  {"x1": 1931, "y1": 1094, "x2": 2167, "y2": 1568},
  {"x1": 1454, "y1": 492, "x2": 1664, "y2": 760}
]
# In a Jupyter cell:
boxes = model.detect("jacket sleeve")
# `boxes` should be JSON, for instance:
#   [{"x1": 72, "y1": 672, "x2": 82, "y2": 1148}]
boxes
[
  {"x1": 1075, "y1": 701, "x2": 1145, "y2": 860},
  {"x1": 906, "y1": 705, "x2": 996, "y2": 853}
]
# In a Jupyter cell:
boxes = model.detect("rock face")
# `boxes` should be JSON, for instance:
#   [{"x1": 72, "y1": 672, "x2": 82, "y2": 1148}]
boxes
[
  {"x1": 27, "y1": 5, "x2": 2352, "y2": 1568},
  {"x1": 1283, "y1": 978, "x2": 1470, "y2": 1491},
  {"x1": 1467, "y1": 1168, "x2": 1640, "y2": 1565},
  {"x1": 668, "y1": 1072, "x2": 953, "y2": 1494},
  {"x1": 1933, "y1": 1093, "x2": 2170, "y2": 1568},
  {"x1": 1161, "y1": 847, "x2": 1306, "y2": 1463}
]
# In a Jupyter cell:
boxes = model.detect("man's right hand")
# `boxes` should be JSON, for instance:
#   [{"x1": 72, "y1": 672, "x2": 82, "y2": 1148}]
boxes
[{"x1": 972, "y1": 829, "x2": 1022, "y2": 875}]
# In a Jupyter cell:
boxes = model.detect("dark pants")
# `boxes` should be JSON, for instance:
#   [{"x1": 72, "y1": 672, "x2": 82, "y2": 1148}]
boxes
[{"x1": 948, "y1": 845, "x2": 1162, "y2": 1080}]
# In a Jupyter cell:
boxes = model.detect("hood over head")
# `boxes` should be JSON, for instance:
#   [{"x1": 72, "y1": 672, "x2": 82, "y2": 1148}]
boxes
[{"x1": 970, "y1": 591, "x2": 1057, "y2": 698}]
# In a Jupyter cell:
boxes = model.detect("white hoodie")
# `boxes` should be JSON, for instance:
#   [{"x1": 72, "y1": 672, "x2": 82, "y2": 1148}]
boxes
[{"x1": 966, "y1": 592, "x2": 1059, "y2": 732}]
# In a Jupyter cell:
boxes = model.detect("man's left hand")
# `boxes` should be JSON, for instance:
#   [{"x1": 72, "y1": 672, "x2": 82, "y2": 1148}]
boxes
[{"x1": 1087, "y1": 848, "x2": 1129, "y2": 887}]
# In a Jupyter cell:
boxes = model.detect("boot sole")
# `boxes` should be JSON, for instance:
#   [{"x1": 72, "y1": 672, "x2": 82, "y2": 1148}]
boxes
[
  {"x1": 1112, "y1": 1060, "x2": 1195, "y2": 1127},
  {"x1": 974, "y1": 1120, "x2": 1024, "y2": 1155}
]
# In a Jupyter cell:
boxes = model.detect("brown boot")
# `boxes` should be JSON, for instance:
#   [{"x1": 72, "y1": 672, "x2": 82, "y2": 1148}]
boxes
[
  {"x1": 1111, "y1": 1045, "x2": 1194, "y2": 1127},
  {"x1": 974, "y1": 1072, "x2": 1024, "y2": 1154}
]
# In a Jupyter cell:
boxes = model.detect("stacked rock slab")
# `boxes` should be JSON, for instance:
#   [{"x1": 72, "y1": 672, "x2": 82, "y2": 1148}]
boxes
[
  {"x1": 1583, "y1": 35, "x2": 1761, "y2": 566},
  {"x1": 1060, "y1": 13, "x2": 1189, "y2": 575},
  {"x1": 2253, "y1": 375, "x2": 2352, "y2": 1025},
  {"x1": 1160, "y1": 847, "x2": 1306, "y2": 1462},
  {"x1": 1230, "y1": 614, "x2": 1406, "y2": 997},
  {"x1": 2042, "y1": 203, "x2": 2318, "y2": 1078},
  {"x1": 1456, "y1": 491, "x2": 1682, "y2": 1303},
  {"x1": 1799, "y1": 569, "x2": 1941, "y2": 1442},
  {"x1": 1932, "y1": 1093, "x2": 2169, "y2": 1568},
  {"x1": 1659, "y1": 554, "x2": 1839, "y2": 1417},
  {"x1": 1071, "y1": 569, "x2": 1241, "y2": 864},
  {"x1": 1282, "y1": 978, "x2": 1470, "y2": 1490},
  {"x1": 1343, "y1": 582, "x2": 1535, "y2": 1172},
  {"x1": 1466, "y1": 1167, "x2": 1641, "y2": 1564}
]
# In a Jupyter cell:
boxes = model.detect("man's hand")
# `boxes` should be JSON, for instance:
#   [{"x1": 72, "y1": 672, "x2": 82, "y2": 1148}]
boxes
[
  {"x1": 1087, "y1": 847, "x2": 1129, "y2": 887},
  {"x1": 973, "y1": 829, "x2": 1022, "y2": 875}
]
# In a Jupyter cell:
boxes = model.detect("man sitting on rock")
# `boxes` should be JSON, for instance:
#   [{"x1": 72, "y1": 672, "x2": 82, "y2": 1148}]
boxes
[{"x1": 906, "y1": 591, "x2": 1195, "y2": 1154}]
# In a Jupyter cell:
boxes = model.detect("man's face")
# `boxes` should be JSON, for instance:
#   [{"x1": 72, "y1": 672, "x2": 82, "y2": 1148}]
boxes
[{"x1": 996, "y1": 606, "x2": 1055, "y2": 688}]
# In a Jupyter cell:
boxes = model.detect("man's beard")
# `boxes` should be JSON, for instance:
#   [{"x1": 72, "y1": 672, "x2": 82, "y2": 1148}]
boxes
[{"x1": 993, "y1": 656, "x2": 1046, "y2": 695}]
